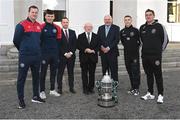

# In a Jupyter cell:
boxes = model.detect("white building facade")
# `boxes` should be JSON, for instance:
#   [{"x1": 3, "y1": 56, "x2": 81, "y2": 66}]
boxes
[
  {"x1": 0, "y1": 0, "x2": 110, "y2": 46},
  {"x1": 113, "y1": 0, "x2": 180, "y2": 42},
  {"x1": 0, "y1": 0, "x2": 179, "y2": 47}
]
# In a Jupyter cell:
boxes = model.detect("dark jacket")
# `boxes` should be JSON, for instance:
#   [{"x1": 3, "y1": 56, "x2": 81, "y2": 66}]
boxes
[
  {"x1": 41, "y1": 22, "x2": 62, "y2": 55},
  {"x1": 13, "y1": 18, "x2": 41, "y2": 56},
  {"x1": 77, "y1": 32, "x2": 99, "y2": 63},
  {"x1": 120, "y1": 25, "x2": 140, "y2": 58},
  {"x1": 139, "y1": 20, "x2": 169, "y2": 57},
  {"x1": 59, "y1": 29, "x2": 77, "y2": 58},
  {"x1": 97, "y1": 24, "x2": 120, "y2": 56}
]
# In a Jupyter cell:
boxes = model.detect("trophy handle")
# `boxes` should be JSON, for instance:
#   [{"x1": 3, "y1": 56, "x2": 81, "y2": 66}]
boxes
[
  {"x1": 113, "y1": 81, "x2": 118, "y2": 88},
  {"x1": 95, "y1": 80, "x2": 102, "y2": 96},
  {"x1": 95, "y1": 80, "x2": 101, "y2": 88},
  {"x1": 112, "y1": 81, "x2": 119, "y2": 103}
]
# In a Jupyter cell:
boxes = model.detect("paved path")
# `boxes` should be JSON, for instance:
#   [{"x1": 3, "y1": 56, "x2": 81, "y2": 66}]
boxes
[{"x1": 0, "y1": 71, "x2": 180, "y2": 119}]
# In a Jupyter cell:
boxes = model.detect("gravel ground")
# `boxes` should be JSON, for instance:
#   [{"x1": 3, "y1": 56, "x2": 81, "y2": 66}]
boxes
[{"x1": 0, "y1": 71, "x2": 180, "y2": 119}]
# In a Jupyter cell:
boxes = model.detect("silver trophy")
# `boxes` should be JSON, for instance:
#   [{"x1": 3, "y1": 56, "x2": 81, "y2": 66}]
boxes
[{"x1": 95, "y1": 72, "x2": 118, "y2": 107}]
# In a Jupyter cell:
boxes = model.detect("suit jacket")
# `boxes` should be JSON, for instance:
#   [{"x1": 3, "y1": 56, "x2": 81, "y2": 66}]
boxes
[
  {"x1": 97, "y1": 24, "x2": 120, "y2": 56},
  {"x1": 59, "y1": 29, "x2": 77, "y2": 58},
  {"x1": 77, "y1": 32, "x2": 99, "y2": 63}
]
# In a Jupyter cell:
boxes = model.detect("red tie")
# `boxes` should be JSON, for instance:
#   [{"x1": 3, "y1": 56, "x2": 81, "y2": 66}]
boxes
[{"x1": 65, "y1": 30, "x2": 69, "y2": 41}]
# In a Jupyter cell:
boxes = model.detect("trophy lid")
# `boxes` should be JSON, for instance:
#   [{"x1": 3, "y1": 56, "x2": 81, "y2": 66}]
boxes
[{"x1": 101, "y1": 72, "x2": 112, "y2": 83}]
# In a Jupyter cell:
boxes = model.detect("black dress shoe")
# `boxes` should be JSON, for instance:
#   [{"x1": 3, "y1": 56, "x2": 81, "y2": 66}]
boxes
[
  {"x1": 57, "y1": 90, "x2": 62, "y2": 94},
  {"x1": 83, "y1": 90, "x2": 89, "y2": 95},
  {"x1": 89, "y1": 89, "x2": 95, "y2": 94},
  {"x1": 70, "y1": 89, "x2": 76, "y2": 94},
  {"x1": 18, "y1": 99, "x2": 26, "y2": 109}
]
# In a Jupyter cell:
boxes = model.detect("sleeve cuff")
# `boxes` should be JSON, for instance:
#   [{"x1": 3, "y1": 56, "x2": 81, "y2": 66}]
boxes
[
  {"x1": 64, "y1": 53, "x2": 67, "y2": 56},
  {"x1": 69, "y1": 52, "x2": 73, "y2": 55}
]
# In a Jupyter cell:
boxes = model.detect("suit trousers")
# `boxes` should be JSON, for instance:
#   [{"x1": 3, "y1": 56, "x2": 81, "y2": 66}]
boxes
[
  {"x1": 101, "y1": 53, "x2": 118, "y2": 81},
  {"x1": 57, "y1": 56, "x2": 75, "y2": 91},
  {"x1": 80, "y1": 59, "x2": 96, "y2": 92},
  {"x1": 142, "y1": 55, "x2": 163, "y2": 95}
]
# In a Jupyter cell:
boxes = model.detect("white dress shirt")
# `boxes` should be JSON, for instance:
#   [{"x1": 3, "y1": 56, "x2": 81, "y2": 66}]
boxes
[{"x1": 85, "y1": 32, "x2": 92, "y2": 43}]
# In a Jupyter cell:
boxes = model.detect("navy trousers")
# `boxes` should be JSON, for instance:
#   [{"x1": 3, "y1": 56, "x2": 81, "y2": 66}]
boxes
[
  {"x1": 40, "y1": 54, "x2": 58, "y2": 92},
  {"x1": 17, "y1": 55, "x2": 41, "y2": 101}
]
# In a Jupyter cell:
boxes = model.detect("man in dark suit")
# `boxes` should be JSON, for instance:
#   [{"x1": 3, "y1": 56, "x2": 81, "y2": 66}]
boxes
[
  {"x1": 77, "y1": 23, "x2": 99, "y2": 94},
  {"x1": 57, "y1": 17, "x2": 77, "y2": 94},
  {"x1": 97, "y1": 15, "x2": 120, "y2": 81}
]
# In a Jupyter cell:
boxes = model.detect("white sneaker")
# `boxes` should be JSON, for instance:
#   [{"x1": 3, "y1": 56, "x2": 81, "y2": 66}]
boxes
[
  {"x1": 40, "y1": 91, "x2": 46, "y2": 99},
  {"x1": 157, "y1": 94, "x2": 164, "y2": 104},
  {"x1": 141, "y1": 92, "x2": 155, "y2": 100},
  {"x1": 49, "y1": 90, "x2": 61, "y2": 97}
]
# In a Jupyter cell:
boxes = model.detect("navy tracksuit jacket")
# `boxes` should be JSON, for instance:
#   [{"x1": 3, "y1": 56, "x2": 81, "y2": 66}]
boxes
[
  {"x1": 40, "y1": 22, "x2": 62, "y2": 92},
  {"x1": 13, "y1": 18, "x2": 42, "y2": 100}
]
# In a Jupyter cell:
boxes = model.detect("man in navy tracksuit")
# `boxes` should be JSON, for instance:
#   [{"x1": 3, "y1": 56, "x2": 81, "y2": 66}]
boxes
[
  {"x1": 120, "y1": 15, "x2": 141, "y2": 96},
  {"x1": 140, "y1": 9, "x2": 169, "y2": 104},
  {"x1": 13, "y1": 5, "x2": 45, "y2": 109},
  {"x1": 39, "y1": 9, "x2": 62, "y2": 99}
]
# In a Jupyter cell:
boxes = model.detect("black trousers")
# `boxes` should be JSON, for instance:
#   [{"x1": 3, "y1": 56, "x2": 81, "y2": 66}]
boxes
[
  {"x1": 17, "y1": 55, "x2": 40, "y2": 101},
  {"x1": 124, "y1": 56, "x2": 140, "y2": 89},
  {"x1": 101, "y1": 54, "x2": 118, "y2": 81},
  {"x1": 80, "y1": 59, "x2": 96, "y2": 92},
  {"x1": 40, "y1": 54, "x2": 58, "y2": 92},
  {"x1": 57, "y1": 57, "x2": 75, "y2": 91},
  {"x1": 142, "y1": 55, "x2": 164, "y2": 95}
]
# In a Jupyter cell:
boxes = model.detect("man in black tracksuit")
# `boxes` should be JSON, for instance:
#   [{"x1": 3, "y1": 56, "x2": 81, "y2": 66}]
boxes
[
  {"x1": 140, "y1": 9, "x2": 169, "y2": 104},
  {"x1": 120, "y1": 15, "x2": 141, "y2": 96}
]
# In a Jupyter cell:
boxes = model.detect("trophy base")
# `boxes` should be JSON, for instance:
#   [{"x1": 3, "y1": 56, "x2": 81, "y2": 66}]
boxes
[{"x1": 97, "y1": 98, "x2": 115, "y2": 108}]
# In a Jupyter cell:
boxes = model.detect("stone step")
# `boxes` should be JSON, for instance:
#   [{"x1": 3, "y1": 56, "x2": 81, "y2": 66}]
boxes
[
  {"x1": 0, "y1": 61, "x2": 180, "y2": 79},
  {"x1": 1, "y1": 67, "x2": 180, "y2": 86},
  {"x1": 6, "y1": 51, "x2": 180, "y2": 59},
  {"x1": 0, "y1": 54, "x2": 180, "y2": 66},
  {"x1": 6, "y1": 45, "x2": 180, "y2": 59},
  {"x1": 1, "y1": 61, "x2": 180, "y2": 72},
  {"x1": 0, "y1": 45, "x2": 13, "y2": 56}
]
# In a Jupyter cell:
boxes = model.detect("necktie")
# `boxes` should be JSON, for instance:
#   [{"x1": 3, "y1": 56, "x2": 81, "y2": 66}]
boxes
[
  {"x1": 65, "y1": 30, "x2": 69, "y2": 41},
  {"x1": 105, "y1": 25, "x2": 110, "y2": 37},
  {"x1": 87, "y1": 32, "x2": 91, "y2": 43}
]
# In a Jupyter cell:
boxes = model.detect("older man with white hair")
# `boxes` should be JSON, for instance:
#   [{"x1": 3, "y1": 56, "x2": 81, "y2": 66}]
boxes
[{"x1": 77, "y1": 23, "x2": 100, "y2": 95}]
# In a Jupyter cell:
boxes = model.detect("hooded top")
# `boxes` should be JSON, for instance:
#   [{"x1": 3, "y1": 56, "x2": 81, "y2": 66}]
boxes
[{"x1": 139, "y1": 20, "x2": 169, "y2": 57}]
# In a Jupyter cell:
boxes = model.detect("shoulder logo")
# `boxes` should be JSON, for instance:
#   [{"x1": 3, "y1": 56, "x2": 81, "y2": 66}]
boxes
[
  {"x1": 143, "y1": 26, "x2": 146, "y2": 29},
  {"x1": 44, "y1": 29, "x2": 47, "y2": 32},
  {"x1": 155, "y1": 60, "x2": 160, "y2": 66},
  {"x1": 142, "y1": 31, "x2": 146, "y2": 34},
  {"x1": 151, "y1": 29, "x2": 156, "y2": 34},
  {"x1": 37, "y1": 26, "x2": 41, "y2": 30},
  {"x1": 53, "y1": 29, "x2": 57, "y2": 33},
  {"x1": 130, "y1": 32, "x2": 134, "y2": 37},
  {"x1": 122, "y1": 33, "x2": 126, "y2": 36},
  {"x1": 126, "y1": 37, "x2": 130, "y2": 41}
]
